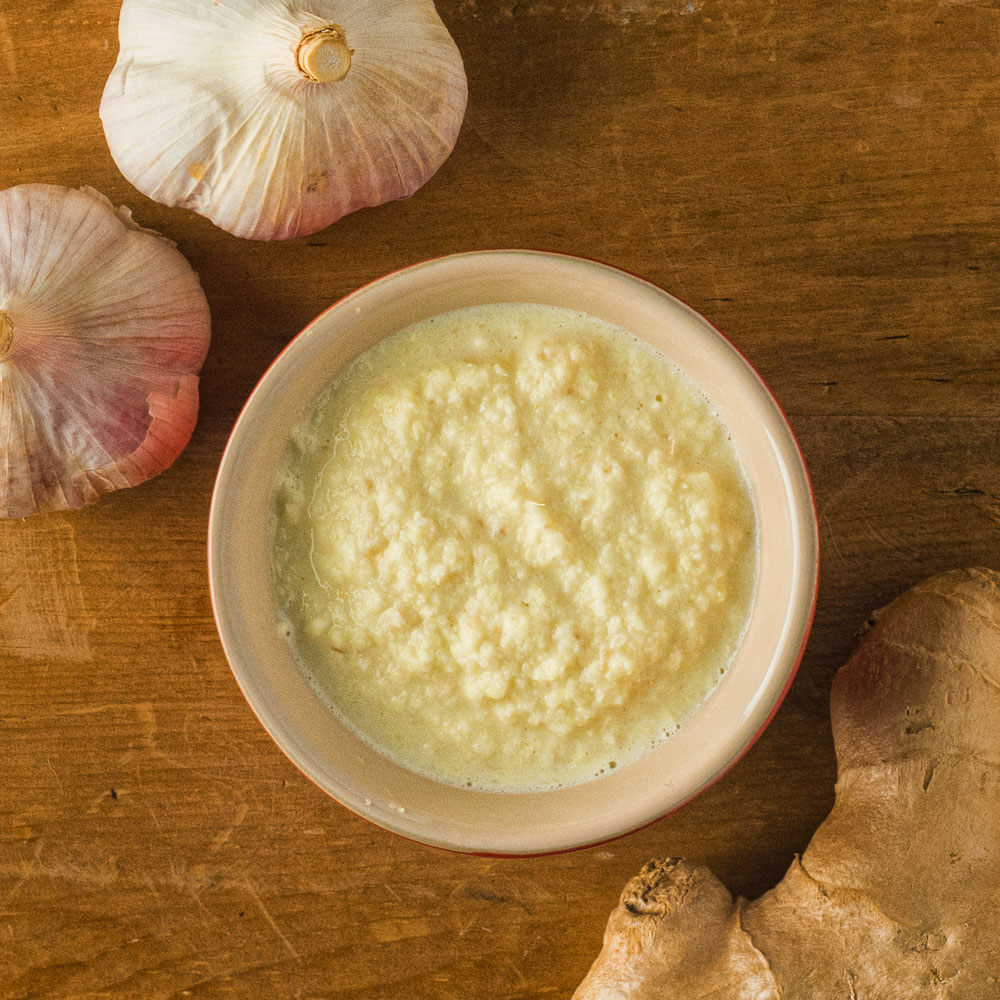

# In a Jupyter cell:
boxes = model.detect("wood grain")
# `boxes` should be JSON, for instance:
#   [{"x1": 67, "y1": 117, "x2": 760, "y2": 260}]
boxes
[{"x1": 1, "y1": 1, "x2": 998, "y2": 997}]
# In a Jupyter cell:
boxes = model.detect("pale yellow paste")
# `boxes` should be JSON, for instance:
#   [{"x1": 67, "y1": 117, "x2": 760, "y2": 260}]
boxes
[{"x1": 272, "y1": 304, "x2": 756, "y2": 791}]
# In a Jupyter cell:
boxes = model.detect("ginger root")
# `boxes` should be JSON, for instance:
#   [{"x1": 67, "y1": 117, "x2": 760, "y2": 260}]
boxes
[{"x1": 574, "y1": 568, "x2": 1000, "y2": 999}]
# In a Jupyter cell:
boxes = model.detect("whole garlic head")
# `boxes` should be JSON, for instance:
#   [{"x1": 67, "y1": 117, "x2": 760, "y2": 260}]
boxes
[
  {"x1": 100, "y1": 0, "x2": 468, "y2": 241},
  {"x1": 0, "y1": 185, "x2": 211, "y2": 518}
]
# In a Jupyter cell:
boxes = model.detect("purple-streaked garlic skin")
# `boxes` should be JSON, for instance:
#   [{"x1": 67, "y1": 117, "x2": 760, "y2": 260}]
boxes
[
  {"x1": 0, "y1": 184, "x2": 211, "y2": 518},
  {"x1": 100, "y1": 0, "x2": 468, "y2": 241}
]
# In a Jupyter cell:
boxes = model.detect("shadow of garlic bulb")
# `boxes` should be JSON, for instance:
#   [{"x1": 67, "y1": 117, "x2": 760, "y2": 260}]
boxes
[
  {"x1": 100, "y1": 0, "x2": 469, "y2": 241},
  {"x1": 0, "y1": 185, "x2": 211, "y2": 518}
]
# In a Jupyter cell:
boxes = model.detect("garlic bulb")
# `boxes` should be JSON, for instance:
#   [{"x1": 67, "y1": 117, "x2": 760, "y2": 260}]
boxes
[
  {"x1": 0, "y1": 185, "x2": 211, "y2": 518},
  {"x1": 100, "y1": 0, "x2": 468, "y2": 241}
]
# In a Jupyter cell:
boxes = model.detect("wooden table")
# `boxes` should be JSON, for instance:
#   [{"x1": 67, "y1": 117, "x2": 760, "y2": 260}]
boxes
[{"x1": 2, "y1": 1, "x2": 998, "y2": 996}]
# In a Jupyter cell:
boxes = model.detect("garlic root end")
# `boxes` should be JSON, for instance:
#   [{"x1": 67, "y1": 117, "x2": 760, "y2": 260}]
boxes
[
  {"x1": 0, "y1": 312, "x2": 13, "y2": 361},
  {"x1": 296, "y1": 25, "x2": 352, "y2": 83}
]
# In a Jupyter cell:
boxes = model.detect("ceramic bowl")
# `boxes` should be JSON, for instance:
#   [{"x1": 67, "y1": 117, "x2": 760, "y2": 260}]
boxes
[{"x1": 208, "y1": 250, "x2": 819, "y2": 855}]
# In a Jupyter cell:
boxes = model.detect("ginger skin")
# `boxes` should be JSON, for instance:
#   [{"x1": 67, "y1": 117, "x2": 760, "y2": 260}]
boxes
[{"x1": 574, "y1": 568, "x2": 1000, "y2": 999}]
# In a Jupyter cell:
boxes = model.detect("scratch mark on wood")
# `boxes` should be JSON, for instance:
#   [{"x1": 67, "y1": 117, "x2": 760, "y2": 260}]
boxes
[
  {"x1": 243, "y1": 879, "x2": 300, "y2": 959},
  {"x1": 56, "y1": 703, "x2": 116, "y2": 716},
  {"x1": 467, "y1": 124, "x2": 535, "y2": 178},
  {"x1": 45, "y1": 757, "x2": 65, "y2": 796},
  {"x1": 136, "y1": 702, "x2": 158, "y2": 749},
  {"x1": 1, "y1": 841, "x2": 46, "y2": 906},
  {"x1": 864, "y1": 518, "x2": 902, "y2": 553},
  {"x1": 449, "y1": 877, "x2": 473, "y2": 898},
  {"x1": 820, "y1": 507, "x2": 848, "y2": 568},
  {"x1": 369, "y1": 916, "x2": 432, "y2": 942},
  {"x1": 505, "y1": 958, "x2": 530, "y2": 989},
  {"x1": 211, "y1": 802, "x2": 248, "y2": 852},
  {"x1": 188, "y1": 886, "x2": 216, "y2": 933},
  {"x1": 146, "y1": 804, "x2": 165, "y2": 836},
  {"x1": 142, "y1": 874, "x2": 160, "y2": 902},
  {"x1": 92, "y1": 586, "x2": 139, "y2": 622}
]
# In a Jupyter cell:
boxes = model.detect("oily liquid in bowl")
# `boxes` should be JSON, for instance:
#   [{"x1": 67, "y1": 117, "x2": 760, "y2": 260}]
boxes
[{"x1": 271, "y1": 303, "x2": 757, "y2": 793}]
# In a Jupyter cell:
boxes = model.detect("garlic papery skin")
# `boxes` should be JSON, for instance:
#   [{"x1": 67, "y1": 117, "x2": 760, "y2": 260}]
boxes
[
  {"x1": 0, "y1": 185, "x2": 211, "y2": 519},
  {"x1": 100, "y1": 0, "x2": 468, "y2": 241}
]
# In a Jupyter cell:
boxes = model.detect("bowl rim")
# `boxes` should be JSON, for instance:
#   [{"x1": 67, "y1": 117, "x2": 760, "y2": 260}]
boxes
[{"x1": 208, "y1": 249, "x2": 820, "y2": 856}]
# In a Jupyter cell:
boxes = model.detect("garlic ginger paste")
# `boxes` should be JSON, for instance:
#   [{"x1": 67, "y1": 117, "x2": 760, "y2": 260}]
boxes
[{"x1": 272, "y1": 304, "x2": 757, "y2": 791}]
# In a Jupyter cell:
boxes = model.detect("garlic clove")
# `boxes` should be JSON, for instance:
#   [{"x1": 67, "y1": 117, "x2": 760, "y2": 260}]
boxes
[
  {"x1": 100, "y1": 0, "x2": 468, "y2": 241},
  {"x1": 0, "y1": 184, "x2": 211, "y2": 519}
]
